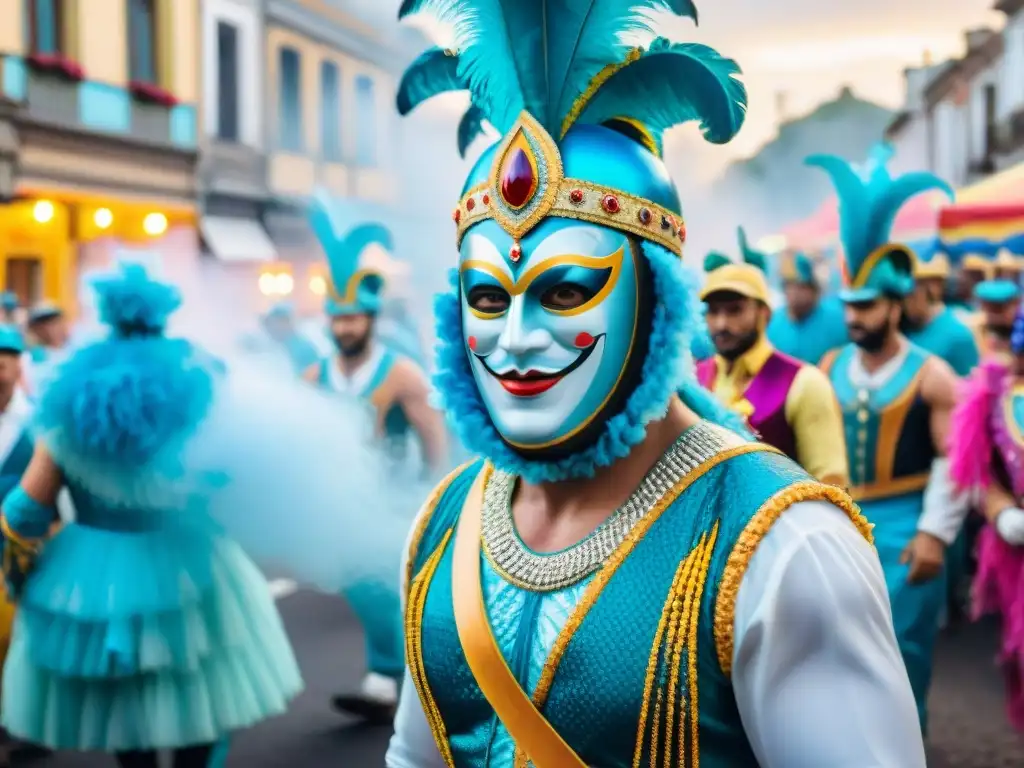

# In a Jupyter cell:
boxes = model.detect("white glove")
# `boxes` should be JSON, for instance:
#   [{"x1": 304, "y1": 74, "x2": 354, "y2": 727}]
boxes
[{"x1": 996, "y1": 507, "x2": 1024, "y2": 546}]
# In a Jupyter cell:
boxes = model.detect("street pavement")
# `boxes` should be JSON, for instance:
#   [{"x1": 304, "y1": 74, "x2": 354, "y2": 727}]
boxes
[{"x1": 18, "y1": 582, "x2": 1024, "y2": 767}]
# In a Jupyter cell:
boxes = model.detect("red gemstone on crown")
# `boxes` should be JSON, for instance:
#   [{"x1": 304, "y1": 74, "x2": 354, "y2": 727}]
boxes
[
  {"x1": 453, "y1": 208, "x2": 461, "y2": 224},
  {"x1": 677, "y1": 223, "x2": 686, "y2": 242},
  {"x1": 466, "y1": 197, "x2": 476, "y2": 211},
  {"x1": 638, "y1": 207, "x2": 652, "y2": 225},
  {"x1": 601, "y1": 195, "x2": 620, "y2": 213},
  {"x1": 500, "y1": 148, "x2": 536, "y2": 208},
  {"x1": 482, "y1": 194, "x2": 490, "y2": 205},
  {"x1": 569, "y1": 189, "x2": 584, "y2": 205},
  {"x1": 509, "y1": 243, "x2": 522, "y2": 262}
]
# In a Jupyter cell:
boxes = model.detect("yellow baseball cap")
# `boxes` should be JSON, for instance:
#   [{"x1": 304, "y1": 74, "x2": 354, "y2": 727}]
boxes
[{"x1": 699, "y1": 263, "x2": 770, "y2": 303}]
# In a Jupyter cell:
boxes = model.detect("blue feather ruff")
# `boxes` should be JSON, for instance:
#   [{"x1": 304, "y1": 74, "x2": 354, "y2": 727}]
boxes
[{"x1": 433, "y1": 241, "x2": 748, "y2": 482}]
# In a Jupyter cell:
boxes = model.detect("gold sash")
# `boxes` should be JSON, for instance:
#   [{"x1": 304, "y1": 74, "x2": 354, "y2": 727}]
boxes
[{"x1": 452, "y1": 469, "x2": 588, "y2": 767}]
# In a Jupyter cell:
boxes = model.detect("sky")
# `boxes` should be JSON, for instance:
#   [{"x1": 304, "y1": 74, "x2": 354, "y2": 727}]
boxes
[{"x1": 391, "y1": 0, "x2": 1004, "y2": 180}]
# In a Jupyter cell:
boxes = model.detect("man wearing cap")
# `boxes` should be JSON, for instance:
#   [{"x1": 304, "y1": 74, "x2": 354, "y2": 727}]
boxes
[
  {"x1": 0, "y1": 325, "x2": 43, "y2": 765},
  {"x1": 698, "y1": 230, "x2": 848, "y2": 486},
  {"x1": 766, "y1": 249, "x2": 848, "y2": 365},
  {"x1": 811, "y1": 148, "x2": 966, "y2": 730},
  {"x1": 23, "y1": 302, "x2": 69, "y2": 395},
  {"x1": 903, "y1": 252, "x2": 979, "y2": 376},
  {"x1": 974, "y1": 275, "x2": 1021, "y2": 359}
]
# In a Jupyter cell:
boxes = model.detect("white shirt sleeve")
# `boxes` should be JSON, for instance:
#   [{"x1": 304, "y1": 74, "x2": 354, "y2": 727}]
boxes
[
  {"x1": 732, "y1": 500, "x2": 927, "y2": 767},
  {"x1": 917, "y1": 456, "x2": 971, "y2": 545},
  {"x1": 388, "y1": 501, "x2": 927, "y2": 768}
]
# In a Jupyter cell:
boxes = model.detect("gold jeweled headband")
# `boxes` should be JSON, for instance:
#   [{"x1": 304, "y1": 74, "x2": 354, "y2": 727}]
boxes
[{"x1": 452, "y1": 111, "x2": 686, "y2": 262}]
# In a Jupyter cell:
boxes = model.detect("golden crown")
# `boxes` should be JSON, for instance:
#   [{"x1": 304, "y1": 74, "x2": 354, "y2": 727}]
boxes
[{"x1": 452, "y1": 112, "x2": 686, "y2": 262}]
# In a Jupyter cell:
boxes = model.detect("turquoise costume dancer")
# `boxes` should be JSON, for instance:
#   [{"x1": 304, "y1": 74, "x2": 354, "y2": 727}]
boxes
[
  {"x1": 766, "y1": 250, "x2": 848, "y2": 364},
  {"x1": 0, "y1": 265, "x2": 303, "y2": 766},
  {"x1": 304, "y1": 197, "x2": 448, "y2": 722},
  {"x1": 387, "y1": 2, "x2": 925, "y2": 765},
  {"x1": 812, "y1": 145, "x2": 966, "y2": 732}
]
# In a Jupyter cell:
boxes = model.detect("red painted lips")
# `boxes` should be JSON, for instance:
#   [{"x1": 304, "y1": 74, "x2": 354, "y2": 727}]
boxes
[{"x1": 497, "y1": 371, "x2": 562, "y2": 397}]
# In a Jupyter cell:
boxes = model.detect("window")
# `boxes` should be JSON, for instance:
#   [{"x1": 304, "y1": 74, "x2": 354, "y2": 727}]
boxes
[
  {"x1": 983, "y1": 83, "x2": 998, "y2": 157},
  {"x1": 26, "y1": 0, "x2": 63, "y2": 55},
  {"x1": 355, "y1": 75, "x2": 376, "y2": 165},
  {"x1": 278, "y1": 47, "x2": 302, "y2": 151},
  {"x1": 320, "y1": 61, "x2": 341, "y2": 160},
  {"x1": 127, "y1": 0, "x2": 157, "y2": 83},
  {"x1": 216, "y1": 21, "x2": 239, "y2": 141}
]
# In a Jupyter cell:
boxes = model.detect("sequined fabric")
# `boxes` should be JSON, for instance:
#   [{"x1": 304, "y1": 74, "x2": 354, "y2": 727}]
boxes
[{"x1": 408, "y1": 436, "x2": 821, "y2": 766}]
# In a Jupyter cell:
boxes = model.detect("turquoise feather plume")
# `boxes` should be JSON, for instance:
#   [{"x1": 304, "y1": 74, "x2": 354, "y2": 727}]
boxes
[
  {"x1": 458, "y1": 104, "x2": 487, "y2": 157},
  {"x1": 736, "y1": 226, "x2": 768, "y2": 273},
  {"x1": 397, "y1": 0, "x2": 716, "y2": 137},
  {"x1": 703, "y1": 251, "x2": 731, "y2": 272},
  {"x1": 308, "y1": 194, "x2": 392, "y2": 300},
  {"x1": 396, "y1": 47, "x2": 462, "y2": 115},
  {"x1": 805, "y1": 144, "x2": 954, "y2": 280},
  {"x1": 577, "y1": 38, "x2": 745, "y2": 148}
]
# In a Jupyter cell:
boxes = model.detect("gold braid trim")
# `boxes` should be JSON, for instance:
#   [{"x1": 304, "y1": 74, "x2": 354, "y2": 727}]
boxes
[
  {"x1": 685, "y1": 524, "x2": 717, "y2": 768},
  {"x1": 1, "y1": 515, "x2": 41, "y2": 584},
  {"x1": 404, "y1": 460, "x2": 477, "y2": 598},
  {"x1": 713, "y1": 481, "x2": 871, "y2": 675},
  {"x1": 405, "y1": 528, "x2": 456, "y2": 767},
  {"x1": 560, "y1": 47, "x2": 644, "y2": 139}
]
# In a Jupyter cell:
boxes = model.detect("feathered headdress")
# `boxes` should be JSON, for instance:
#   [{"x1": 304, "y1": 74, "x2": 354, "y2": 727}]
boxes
[
  {"x1": 699, "y1": 229, "x2": 770, "y2": 303},
  {"x1": 806, "y1": 143, "x2": 953, "y2": 302},
  {"x1": 737, "y1": 226, "x2": 768, "y2": 273},
  {"x1": 308, "y1": 193, "x2": 392, "y2": 316},
  {"x1": 396, "y1": 0, "x2": 746, "y2": 255}
]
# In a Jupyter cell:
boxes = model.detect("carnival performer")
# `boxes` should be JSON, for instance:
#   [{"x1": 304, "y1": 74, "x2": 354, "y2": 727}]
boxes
[
  {"x1": 0, "y1": 265, "x2": 306, "y2": 767},
  {"x1": 302, "y1": 197, "x2": 448, "y2": 723},
  {"x1": 698, "y1": 237, "x2": 847, "y2": 485},
  {"x1": 0, "y1": 325, "x2": 41, "y2": 766},
  {"x1": 813, "y1": 145, "x2": 967, "y2": 732},
  {"x1": 766, "y1": 249, "x2": 848, "y2": 364},
  {"x1": 386, "y1": 2, "x2": 925, "y2": 765},
  {"x1": 904, "y1": 253, "x2": 979, "y2": 376},
  {"x1": 975, "y1": 275, "x2": 1021, "y2": 358},
  {"x1": 949, "y1": 306, "x2": 1024, "y2": 733}
]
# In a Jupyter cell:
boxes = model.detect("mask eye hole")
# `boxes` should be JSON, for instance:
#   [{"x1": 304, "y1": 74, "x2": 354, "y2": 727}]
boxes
[
  {"x1": 467, "y1": 286, "x2": 511, "y2": 315},
  {"x1": 540, "y1": 282, "x2": 594, "y2": 311}
]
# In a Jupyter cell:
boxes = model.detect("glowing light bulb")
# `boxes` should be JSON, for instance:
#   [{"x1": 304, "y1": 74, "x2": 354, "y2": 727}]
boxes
[
  {"x1": 275, "y1": 273, "x2": 294, "y2": 295},
  {"x1": 258, "y1": 273, "x2": 276, "y2": 296},
  {"x1": 94, "y1": 208, "x2": 113, "y2": 229},
  {"x1": 143, "y1": 212, "x2": 167, "y2": 236},
  {"x1": 309, "y1": 275, "x2": 326, "y2": 296},
  {"x1": 33, "y1": 200, "x2": 54, "y2": 223}
]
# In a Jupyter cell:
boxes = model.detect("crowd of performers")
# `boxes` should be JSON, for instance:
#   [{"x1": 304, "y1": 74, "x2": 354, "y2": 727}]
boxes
[{"x1": 1, "y1": 1, "x2": 1024, "y2": 767}]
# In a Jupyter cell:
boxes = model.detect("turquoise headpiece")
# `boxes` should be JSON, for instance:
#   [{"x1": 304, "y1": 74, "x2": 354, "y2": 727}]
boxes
[
  {"x1": 0, "y1": 291, "x2": 18, "y2": 312},
  {"x1": 974, "y1": 278, "x2": 1021, "y2": 305},
  {"x1": 737, "y1": 226, "x2": 769, "y2": 273},
  {"x1": 398, "y1": 0, "x2": 751, "y2": 482},
  {"x1": 308, "y1": 194, "x2": 391, "y2": 317},
  {"x1": 0, "y1": 324, "x2": 24, "y2": 354},
  {"x1": 806, "y1": 143, "x2": 953, "y2": 303},
  {"x1": 780, "y1": 251, "x2": 816, "y2": 285},
  {"x1": 704, "y1": 251, "x2": 731, "y2": 272}
]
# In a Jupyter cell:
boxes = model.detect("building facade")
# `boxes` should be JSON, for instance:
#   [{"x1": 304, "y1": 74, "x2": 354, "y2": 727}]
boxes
[
  {"x1": 0, "y1": 0, "x2": 200, "y2": 311},
  {"x1": 994, "y1": 0, "x2": 1024, "y2": 169},
  {"x1": 885, "y1": 59, "x2": 946, "y2": 175}
]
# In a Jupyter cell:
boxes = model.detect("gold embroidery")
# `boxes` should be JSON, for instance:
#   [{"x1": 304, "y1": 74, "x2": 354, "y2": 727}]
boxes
[
  {"x1": 632, "y1": 543, "x2": 692, "y2": 768},
  {"x1": 1, "y1": 516, "x2": 41, "y2": 582},
  {"x1": 404, "y1": 461, "x2": 476, "y2": 595},
  {"x1": 560, "y1": 48, "x2": 644, "y2": 139},
  {"x1": 714, "y1": 481, "x2": 871, "y2": 675},
  {"x1": 687, "y1": 524, "x2": 718, "y2": 768},
  {"x1": 874, "y1": 368, "x2": 926, "y2": 484},
  {"x1": 405, "y1": 528, "x2": 456, "y2": 766},
  {"x1": 514, "y1": 442, "x2": 780, "y2": 767},
  {"x1": 650, "y1": 687, "x2": 663, "y2": 768},
  {"x1": 662, "y1": 536, "x2": 702, "y2": 766}
]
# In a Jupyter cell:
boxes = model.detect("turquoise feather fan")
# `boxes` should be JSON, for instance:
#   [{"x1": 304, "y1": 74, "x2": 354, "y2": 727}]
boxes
[
  {"x1": 397, "y1": 0, "x2": 742, "y2": 146},
  {"x1": 458, "y1": 104, "x2": 487, "y2": 157},
  {"x1": 736, "y1": 226, "x2": 768, "y2": 273},
  {"x1": 805, "y1": 143, "x2": 954, "y2": 282}
]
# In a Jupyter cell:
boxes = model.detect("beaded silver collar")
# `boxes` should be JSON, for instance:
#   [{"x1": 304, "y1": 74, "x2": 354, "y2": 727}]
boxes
[{"x1": 481, "y1": 421, "x2": 745, "y2": 592}]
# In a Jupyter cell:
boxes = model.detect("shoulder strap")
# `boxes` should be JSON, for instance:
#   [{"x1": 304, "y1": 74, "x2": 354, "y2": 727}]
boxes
[{"x1": 818, "y1": 347, "x2": 839, "y2": 375}]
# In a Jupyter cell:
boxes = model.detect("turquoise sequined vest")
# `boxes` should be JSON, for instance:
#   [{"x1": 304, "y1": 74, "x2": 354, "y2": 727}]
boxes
[
  {"x1": 405, "y1": 423, "x2": 862, "y2": 767},
  {"x1": 824, "y1": 343, "x2": 934, "y2": 503}
]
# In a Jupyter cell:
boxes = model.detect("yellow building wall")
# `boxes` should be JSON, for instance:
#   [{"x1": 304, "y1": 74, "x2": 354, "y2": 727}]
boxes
[
  {"x1": 0, "y1": 0, "x2": 24, "y2": 55},
  {"x1": 77, "y1": 0, "x2": 127, "y2": 85},
  {"x1": 266, "y1": 24, "x2": 394, "y2": 199},
  {"x1": 164, "y1": 0, "x2": 199, "y2": 103},
  {"x1": 0, "y1": 200, "x2": 74, "y2": 307}
]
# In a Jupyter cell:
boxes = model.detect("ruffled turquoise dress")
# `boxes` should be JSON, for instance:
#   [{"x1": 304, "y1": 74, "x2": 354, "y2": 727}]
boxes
[{"x1": 1, "y1": 475, "x2": 303, "y2": 751}]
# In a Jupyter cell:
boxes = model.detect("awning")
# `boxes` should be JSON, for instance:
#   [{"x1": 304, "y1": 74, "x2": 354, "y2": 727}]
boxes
[
  {"x1": 954, "y1": 161, "x2": 1024, "y2": 204},
  {"x1": 939, "y1": 202, "x2": 1024, "y2": 257},
  {"x1": 201, "y1": 216, "x2": 277, "y2": 263}
]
